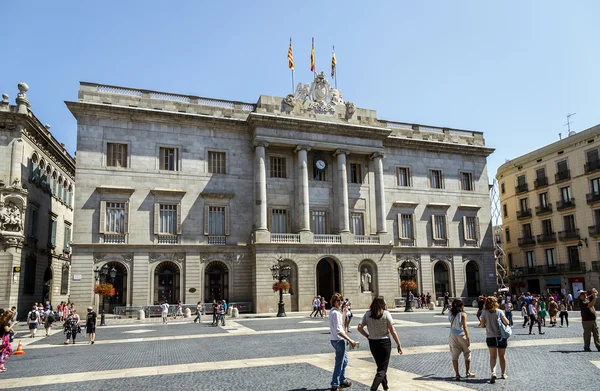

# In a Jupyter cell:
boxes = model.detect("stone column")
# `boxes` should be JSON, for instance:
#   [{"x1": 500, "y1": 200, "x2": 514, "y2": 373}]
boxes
[
  {"x1": 10, "y1": 139, "x2": 23, "y2": 186},
  {"x1": 334, "y1": 149, "x2": 350, "y2": 233},
  {"x1": 254, "y1": 142, "x2": 269, "y2": 231},
  {"x1": 371, "y1": 152, "x2": 387, "y2": 233},
  {"x1": 295, "y1": 145, "x2": 311, "y2": 231}
]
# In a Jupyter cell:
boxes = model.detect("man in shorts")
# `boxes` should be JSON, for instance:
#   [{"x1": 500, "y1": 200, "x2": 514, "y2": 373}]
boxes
[
  {"x1": 86, "y1": 306, "x2": 97, "y2": 344},
  {"x1": 161, "y1": 300, "x2": 170, "y2": 324},
  {"x1": 27, "y1": 305, "x2": 40, "y2": 338}
]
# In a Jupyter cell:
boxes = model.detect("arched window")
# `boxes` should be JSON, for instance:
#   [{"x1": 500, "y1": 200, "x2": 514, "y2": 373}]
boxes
[
  {"x1": 24, "y1": 254, "x2": 36, "y2": 295},
  {"x1": 63, "y1": 182, "x2": 69, "y2": 203},
  {"x1": 51, "y1": 172, "x2": 57, "y2": 196},
  {"x1": 359, "y1": 260, "x2": 378, "y2": 294},
  {"x1": 204, "y1": 261, "x2": 229, "y2": 302},
  {"x1": 154, "y1": 261, "x2": 181, "y2": 304}
]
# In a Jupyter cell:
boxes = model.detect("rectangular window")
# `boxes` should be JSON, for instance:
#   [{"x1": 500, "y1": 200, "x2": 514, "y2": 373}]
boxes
[
  {"x1": 400, "y1": 214, "x2": 414, "y2": 239},
  {"x1": 526, "y1": 251, "x2": 535, "y2": 268},
  {"x1": 48, "y1": 219, "x2": 57, "y2": 247},
  {"x1": 349, "y1": 163, "x2": 362, "y2": 184},
  {"x1": 311, "y1": 210, "x2": 327, "y2": 234},
  {"x1": 563, "y1": 214, "x2": 576, "y2": 232},
  {"x1": 160, "y1": 147, "x2": 178, "y2": 171},
  {"x1": 517, "y1": 175, "x2": 526, "y2": 186},
  {"x1": 397, "y1": 167, "x2": 411, "y2": 187},
  {"x1": 592, "y1": 178, "x2": 600, "y2": 194},
  {"x1": 433, "y1": 215, "x2": 447, "y2": 239},
  {"x1": 461, "y1": 172, "x2": 473, "y2": 191},
  {"x1": 560, "y1": 186, "x2": 572, "y2": 201},
  {"x1": 430, "y1": 170, "x2": 443, "y2": 189},
  {"x1": 270, "y1": 157, "x2": 287, "y2": 178},
  {"x1": 107, "y1": 143, "x2": 128, "y2": 168},
  {"x1": 519, "y1": 198, "x2": 529, "y2": 211},
  {"x1": 270, "y1": 209, "x2": 288, "y2": 234},
  {"x1": 503, "y1": 204, "x2": 508, "y2": 218},
  {"x1": 64, "y1": 223, "x2": 72, "y2": 250},
  {"x1": 105, "y1": 202, "x2": 125, "y2": 234},
  {"x1": 464, "y1": 216, "x2": 477, "y2": 240},
  {"x1": 557, "y1": 160, "x2": 568, "y2": 172},
  {"x1": 208, "y1": 151, "x2": 226, "y2": 174},
  {"x1": 595, "y1": 209, "x2": 600, "y2": 226},
  {"x1": 522, "y1": 223, "x2": 532, "y2": 238},
  {"x1": 587, "y1": 149, "x2": 599, "y2": 163},
  {"x1": 29, "y1": 207, "x2": 39, "y2": 238},
  {"x1": 505, "y1": 227, "x2": 511, "y2": 243},
  {"x1": 159, "y1": 204, "x2": 178, "y2": 234},
  {"x1": 350, "y1": 212, "x2": 364, "y2": 235},
  {"x1": 208, "y1": 206, "x2": 226, "y2": 235},
  {"x1": 536, "y1": 167, "x2": 546, "y2": 180},
  {"x1": 501, "y1": 182, "x2": 505, "y2": 194},
  {"x1": 567, "y1": 245, "x2": 580, "y2": 265},
  {"x1": 539, "y1": 192, "x2": 549, "y2": 208},
  {"x1": 545, "y1": 248, "x2": 556, "y2": 266},
  {"x1": 542, "y1": 219, "x2": 553, "y2": 235},
  {"x1": 507, "y1": 253, "x2": 513, "y2": 269}
]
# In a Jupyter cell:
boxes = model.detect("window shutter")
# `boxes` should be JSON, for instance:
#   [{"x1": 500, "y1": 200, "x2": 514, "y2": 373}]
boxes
[
  {"x1": 397, "y1": 213, "x2": 402, "y2": 239},
  {"x1": 99, "y1": 201, "x2": 106, "y2": 234},
  {"x1": 225, "y1": 206, "x2": 230, "y2": 236},
  {"x1": 475, "y1": 216, "x2": 481, "y2": 244},
  {"x1": 176, "y1": 203, "x2": 182, "y2": 235},
  {"x1": 203, "y1": 206, "x2": 209, "y2": 235},
  {"x1": 124, "y1": 202, "x2": 129, "y2": 234},
  {"x1": 430, "y1": 215, "x2": 436, "y2": 239},
  {"x1": 462, "y1": 216, "x2": 467, "y2": 241},
  {"x1": 153, "y1": 203, "x2": 160, "y2": 235}
]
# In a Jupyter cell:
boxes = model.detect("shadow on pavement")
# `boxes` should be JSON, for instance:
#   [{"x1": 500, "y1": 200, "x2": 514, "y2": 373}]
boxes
[
  {"x1": 413, "y1": 374, "x2": 491, "y2": 384},
  {"x1": 549, "y1": 350, "x2": 587, "y2": 354}
]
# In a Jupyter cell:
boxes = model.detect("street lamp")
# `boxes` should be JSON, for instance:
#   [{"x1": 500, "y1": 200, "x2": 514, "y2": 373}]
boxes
[
  {"x1": 398, "y1": 262, "x2": 419, "y2": 312},
  {"x1": 270, "y1": 257, "x2": 291, "y2": 317},
  {"x1": 94, "y1": 265, "x2": 117, "y2": 326}
]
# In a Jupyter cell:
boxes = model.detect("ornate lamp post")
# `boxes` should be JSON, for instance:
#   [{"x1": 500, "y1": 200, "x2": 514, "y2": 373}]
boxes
[
  {"x1": 509, "y1": 267, "x2": 524, "y2": 296},
  {"x1": 94, "y1": 265, "x2": 117, "y2": 326},
  {"x1": 399, "y1": 263, "x2": 419, "y2": 312},
  {"x1": 270, "y1": 257, "x2": 291, "y2": 317}
]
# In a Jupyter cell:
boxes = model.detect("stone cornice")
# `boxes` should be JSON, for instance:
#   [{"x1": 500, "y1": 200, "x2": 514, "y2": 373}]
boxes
[
  {"x1": 96, "y1": 185, "x2": 135, "y2": 195},
  {"x1": 200, "y1": 191, "x2": 234, "y2": 200},
  {"x1": 384, "y1": 136, "x2": 494, "y2": 157},
  {"x1": 150, "y1": 188, "x2": 186, "y2": 198}
]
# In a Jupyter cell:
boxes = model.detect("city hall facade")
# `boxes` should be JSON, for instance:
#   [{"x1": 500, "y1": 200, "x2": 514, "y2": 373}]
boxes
[{"x1": 67, "y1": 75, "x2": 495, "y2": 313}]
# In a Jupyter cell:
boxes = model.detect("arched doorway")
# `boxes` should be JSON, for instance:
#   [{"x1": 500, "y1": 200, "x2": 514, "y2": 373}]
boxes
[
  {"x1": 465, "y1": 261, "x2": 481, "y2": 297},
  {"x1": 205, "y1": 261, "x2": 229, "y2": 302},
  {"x1": 154, "y1": 261, "x2": 181, "y2": 304},
  {"x1": 42, "y1": 266, "x2": 52, "y2": 304},
  {"x1": 434, "y1": 262, "x2": 450, "y2": 298},
  {"x1": 316, "y1": 258, "x2": 340, "y2": 307},
  {"x1": 105, "y1": 262, "x2": 128, "y2": 313}
]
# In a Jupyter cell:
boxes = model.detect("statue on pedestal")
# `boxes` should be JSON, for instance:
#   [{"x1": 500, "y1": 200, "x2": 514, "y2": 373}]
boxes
[{"x1": 361, "y1": 268, "x2": 372, "y2": 292}]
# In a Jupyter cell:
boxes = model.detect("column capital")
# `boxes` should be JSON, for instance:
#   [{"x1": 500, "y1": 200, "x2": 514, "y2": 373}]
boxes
[
  {"x1": 294, "y1": 144, "x2": 312, "y2": 153},
  {"x1": 253, "y1": 140, "x2": 269, "y2": 149},
  {"x1": 370, "y1": 151, "x2": 385, "y2": 160},
  {"x1": 333, "y1": 149, "x2": 350, "y2": 157}
]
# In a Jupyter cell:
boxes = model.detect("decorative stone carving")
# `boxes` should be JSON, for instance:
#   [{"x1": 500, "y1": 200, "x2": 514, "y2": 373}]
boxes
[
  {"x1": 149, "y1": 252, "x2": 185, "y2": 264},
  {"x1": 397, "y1": 254, "x2": 421, "y2": 264},
  {"x1": 0, "y1": 202, "x2": 23, "y2": 232},
  {"x1": 361, "y1": 268, "x2": 372, "y2": 292},
  {"x1": 282, "y1": 94, "x2": 296, "y2": 113},
  {"x1": 294, "y1": 83, "x2": 311, "y2": 101},
  {"x1": 345, "y1": 101, "x2": 356, "y2": 119},
  {"x1": 94, "y1": 253, "x2": 134, "y2": 268},
  {"x1": 16, "y1": 82, "x2": 31, "y2": 114},
  {"x1": 431, "y1": 255, "x2": 452, "y2": 263},
  {"x1": 330, "y1": 89, "x2": 344, "y2": 105}
]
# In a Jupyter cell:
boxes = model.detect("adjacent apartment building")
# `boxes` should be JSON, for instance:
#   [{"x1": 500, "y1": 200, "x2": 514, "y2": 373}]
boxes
[
  {"x1": 67, "y1": 74, "x2": 495, "y2": 313},
  {"x1": 0, "y1": 83, "x2": 75, "y2": 316},
  {"x1": 497, "y1": 125, "x2": 600, "y2": 296}
]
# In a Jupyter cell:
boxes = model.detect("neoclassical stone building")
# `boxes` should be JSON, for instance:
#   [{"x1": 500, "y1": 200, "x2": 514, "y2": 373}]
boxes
[
  {"x1": 67, "y1": 75, "x2": 495, "y2": 313},
  {"x1": 0, "y1": 83, "x2": 75, "y2": 316}
]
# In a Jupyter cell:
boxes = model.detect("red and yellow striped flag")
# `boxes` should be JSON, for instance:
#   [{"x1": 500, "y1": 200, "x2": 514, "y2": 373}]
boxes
[
  {"x1": 310, "y1": 38, "x2": 315, "y2": 72},
  {"x1": 287, "y1": 39, "x2": 294, "y2": 71},
  {"x1": 331, "y1": 47, "x2": 336, "y2": 78}
]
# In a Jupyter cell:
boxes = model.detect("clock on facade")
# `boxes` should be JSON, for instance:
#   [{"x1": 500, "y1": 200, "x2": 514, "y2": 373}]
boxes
[{"x1": 315, "y1": 160, "x2": 326, "y2": 170}]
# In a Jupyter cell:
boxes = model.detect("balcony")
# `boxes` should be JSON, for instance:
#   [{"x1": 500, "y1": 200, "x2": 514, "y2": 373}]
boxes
[
  {"x1": 207, "y1": 235, "x2": 226, "y2": 245},
  {"x1": 555, "y1": 169, "x2": 571, "y2": 183},
  {"x1": 103, "y1": 234, "x2": 126, "y2": 244},
  {"x1": 314, "y1": 234, "x2": 342, "y2": 244},
  {"x1": 521, "y1": 265, "x2": 544, "y2": 276},
  {"x1": 535, "y1": 204, "x2": 552, "y2": 216},
  {"x1": 534, "y1": 177, "x2": 548, "y2": 189},
  {"x1": 515, "y1": 183, "x2": 529, "y2": 194},
  {"x1": 589, "y1": 225, "x2": 600, "y2": 238},
  {"x1": 565, "y1": 262, "x2": 586, "y2": 273},
  {"x1": 157, "y1": 235, "x2": 178, "y2": 244},
  {"x1": 587, "y1": 192, "x2": 600, "y2": 205},
  {"x1": 585, "y1": 160, "x2": 600, "y2": 174},
  {"x1": 537, "y1": 232, "x2": 557, "y2": 244},
  {"x1": 556, "y1": 198, "x2": 575, "y2": 211},
  {"x1": 271, "y1": 234, "x2": 300, "y2": 243},
  {"x1": 354, "y1": 235, "x2": 380, "y2": 244},
  {"x1": 518, "y1": 236, "x2": 536, "y2": 247},
  {"x1": 399, "y1": 238, "x2": 415, "y2": 247},
  {"x1": 558, "y1": 229, "x2": 580, "y2": 242},
  {"x1": 517, "y1": 208, "x2": 532, "y2": 220}
]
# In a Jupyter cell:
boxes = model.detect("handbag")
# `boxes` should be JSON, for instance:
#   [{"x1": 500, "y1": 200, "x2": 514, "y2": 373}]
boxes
[{"x1": 497, "y1": 311, "x2": 512, "y2": 340}]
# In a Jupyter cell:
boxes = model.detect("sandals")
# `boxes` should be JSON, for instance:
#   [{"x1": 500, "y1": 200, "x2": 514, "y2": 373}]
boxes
[
  {"x1": 466, "y1": 373, "x2": 476, "y2": 378},
  {"x1": 455, "y1": 375, "x2": 462, "y2": 381}
]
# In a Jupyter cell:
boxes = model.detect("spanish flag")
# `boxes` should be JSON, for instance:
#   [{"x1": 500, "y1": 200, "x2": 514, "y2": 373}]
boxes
[
  {"x1": 287, "y1": 39, "x2": 294, "y2": 71},
  {"x1": 310, "y1": 38, "x2": 315, "y2": 72},
  {"x1": 331, "y1": 47, "x2": 336, "y2": 78}
]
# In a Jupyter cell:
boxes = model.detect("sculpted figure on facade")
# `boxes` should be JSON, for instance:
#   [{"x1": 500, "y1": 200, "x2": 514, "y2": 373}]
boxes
[
  {"x1": 361, "y1": 268, "x2": 372, "y2": 292},
  {"x1": 345, "y1": 101, "x2": 356, "y2": 119},
  {"x1": 294, "y1": 83, "x2": 311, "y2": 101},
  {"x1": 330, "y1": 89, "x2": 343, "y2": 105},
  {"x1": 0, "y1": 202, "x2": 22, "y2": 232},
  {"x1": 282, "y1": 94, "x2": 296, "y2": 113}
]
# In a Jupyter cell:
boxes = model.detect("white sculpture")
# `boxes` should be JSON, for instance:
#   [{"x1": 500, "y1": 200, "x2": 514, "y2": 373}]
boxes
[
  {"x1": 294, "y1": 83, "x2": 311, "y2": 101},
  {"x1": 361, "y1": 268, "x2": 372, "y2": 292},
  {"x1": 0, "y1": 202, "x2": 22, "y2": 232},
  {"x1": 330, "y1": 89, "x2": 343, "y2": 105}
]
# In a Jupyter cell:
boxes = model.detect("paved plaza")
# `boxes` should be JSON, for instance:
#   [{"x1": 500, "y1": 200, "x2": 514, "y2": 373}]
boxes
[{"x1": 2, "y1": 308, "x2": 600, "y2": 390}]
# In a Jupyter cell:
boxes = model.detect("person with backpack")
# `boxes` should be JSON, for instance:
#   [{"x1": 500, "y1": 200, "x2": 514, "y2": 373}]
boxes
[
  {"x1": 447, "y1": 299, "x2": 476, "y2": 381},
  {"x1": 27, "y1": 305, "x2": 41, "y2": 338},
  {"x1": 479, "y1": 296, "x2": 510, "y2": 383},
  {"x1": 43, "y1": 306, "x2": 54, "y2": 336},
  {"x1": 220, "y1": 300, "x2": 227, "y2": 326},
  {"x1": 211, "y1": 300, "x2": 218, "y2": 326}
]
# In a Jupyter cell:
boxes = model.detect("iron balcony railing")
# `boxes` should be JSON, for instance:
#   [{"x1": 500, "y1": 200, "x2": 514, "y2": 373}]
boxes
[
  {"x1": 585, "y1": 160, "x2": 600, "y2": 174},
  {"x1": 515, "y1": 183, "x2": 529, "y2": 194},
  {"x1": 537, "y1": 232, "x2": 557, "y2": 244},
  {"x1": 587, "y1": 192, "x2": 600, "y2": 204},
  {"x1": 518, "y1": 236, "x2": 536, "y2": 247},
  {"x1": 558, "y1": 229, "x2": 580, "y2": 242},
  {"x1": 555, "y1": 169, "x2": 571, "y2": 183},
  {"x1": 557, "y1": 199, "x2": 575, "y2": 211},
  {"x1": 565, "y1": 262, "x2": 586, "y2": 273},
  {"x1": 535, "y1": 204, "x2": 552, "y2": 216},
  {"x1": 534, "y1": 177, "x2": 548, "y2": 188},
  {"x1": 589, "y1": 225, "x2": 600, "y2": 238},
  {"x1": 517, "y1": 208, "x2": 532, "y2": 220}
]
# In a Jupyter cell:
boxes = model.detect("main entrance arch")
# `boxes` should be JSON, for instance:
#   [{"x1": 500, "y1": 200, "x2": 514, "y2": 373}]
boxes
[
  {"x1": 105, "y1": 261, "x2": 128, "y2": 313},
  {"x1": 465, "y1": 261, "x2": 481, "y2": 297},
  {"x1": 434, "y1": 262, "x2": 450, "y2": 298},
  {"x1": 205, "y1": 261, "x2": 229, "y2": 302},
  {"x1": 316, "y1": 258, "x2": 340, "y2": 306},
  {"x1": 154, "y1": 261, "x2": 181, "y2": 304}
]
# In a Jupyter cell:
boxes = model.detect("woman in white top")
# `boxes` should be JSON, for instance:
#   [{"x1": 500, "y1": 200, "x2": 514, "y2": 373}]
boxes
[
  {"x1": 448, "y1": 299, "x2": 475, "y2": 381},
  {"x1": 357, "y1": 296, "x2": 402, "y2": 391},
  {"x1": 480, "y1": 296, "x2": 510, "y2": 383}
]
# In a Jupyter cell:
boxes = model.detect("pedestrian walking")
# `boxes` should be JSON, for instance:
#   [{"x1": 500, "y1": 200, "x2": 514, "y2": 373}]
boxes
[
  {"x1": 559, "y1": 302, "x2": 569, "y2": 327},
  {"x1": 538, "y1": 298, "x2": 547, "y2": 327},
  {"x1": 193, "y1": 302, "x2": 202, "y2": 324},
  {"x1": 504, "y1": 301, "x2": 513, "y2": 327},
  {"x1": 174, "y1": 300, "x2": 183, "y2": 319},
  {"x1": 357, "y1": 296, "x2": 402, "y2": 391},
  {"x1": 311, "y1": 296, "x2": 321, "y2": 317},
  {"x1": 63, "y1": 310, "x2": 80, "y2": 344},
  {"x1": 211, "y1": 300, "x2": 218, "y2": 325},
  {"x1": 160, "y1": 300, "x2": 170, "y2": 324},
  {"x1": 343, "y1": 299, "x2": 353, "y2": 333},
  {"x1": 567, "y1": 292, "x2": 574, "y2": 311},
  {"x1": 527, "y1": 298, "x2": 544, "y2": 335},
  {"x1": 0, "y1": 310, "x2": 14, "y2": 373},
  {"x1": 320, "y1": 297, "x2": 327, "y2": 318},
  {"x1": 328, "y1": 293, "x2": 357, "y2": 391},
  {"x1": 578, "y1": 288, "x2": 600, "y2": 352},
  {"x1": 43, "y1": 306, "x2": 54, "y2": 336},
  {"x1": 220, "y1": 300, "x2": 227, "y2": 326},
  {"x1": 521, "y1": 302, "x2": 529, "y2": 328},
  {"x1": 86, "y1": 306, "x2": 97, "y2": 344},
  {"x1": 479, "y1": 296, "x2": 510, "y2": 383},
  {"x1": 426, "y1": 293, "x2": 431, "y2": 305},
  {"x1": 8, "y1": 307, "x2": 16, "y2": 343},
  {"x1": 27, "y1": 305, "x2": 40, "y2": 338},
  {"x1": 548, "y1": 297, "x2": 559, "y2": 327},
  {"x1": 476, "y1": 295, "x2": 485, "y2": 321},
  {"x1": 447, "y1": 299, "x2": 475, "y2": 381},
  {"x1": 441, "y1": 292, "x2": 450, "y2": 315}
]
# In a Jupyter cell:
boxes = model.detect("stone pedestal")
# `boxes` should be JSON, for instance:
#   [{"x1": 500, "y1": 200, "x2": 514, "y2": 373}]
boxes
[
  {"x1": 184, "y1": 308, "x2": 192, "y2": 318},
  {"x1": 358, "y1": 292, "x2": 375, "y2": 309}
]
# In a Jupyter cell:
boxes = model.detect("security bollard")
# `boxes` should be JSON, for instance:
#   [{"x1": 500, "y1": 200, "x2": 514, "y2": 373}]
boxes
[
  {"x1": 184, "y1": 308, "x2": 192, "y2": 318},
  {"x1": 138, "y1": 309, "x2": 145, "y2": 320},
  {"x1": 232, "y1": 307, "x2": 239, "y2": 318}
]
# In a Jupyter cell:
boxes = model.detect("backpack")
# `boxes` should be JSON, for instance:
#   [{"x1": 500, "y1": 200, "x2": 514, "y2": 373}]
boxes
[
  {"x1": 30, "y1": 311, "x2": 37, "y2": 321},
  {"x1": 497, "y1": 311, "x2": 512, "y2": 340}
]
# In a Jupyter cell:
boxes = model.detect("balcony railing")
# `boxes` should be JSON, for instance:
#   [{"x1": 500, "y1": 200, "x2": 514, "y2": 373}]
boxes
[
  {"x1": 157, "y1": 235, "x2": 178, "y2": 244},
  {"x1": 521, "y1": 265, "x2": 544, "y2": 276},
  {"x1": 587, "y1": 192, "x2": 600, "y2": 205},
  {"x1": 556, "y1": 198, "x2": 575, "y2": 211},
  {"x1": 565, "y1": 262, "x2": 586, "y2": 273},
  {"x1": 354, "y1": 235, "x2": 380, "y2": 244},
  {"x1": 535, "y1": 204, "x2": 552, "y2": 216},
  {"x1": 537, "y1": 232, "x2": 557, "y2": 244},
  {"x1": 515, "y1": 183, "x2": 529, "y2": 194},
  {"x1": 517, "y1": 209, "x2": 532, "y2": 220},
  {"x1": 555, "y1": 169, "x2": 571, "y2": 183},
  {"x1": 207, "y1": 235, "x2": 226, "y2": 245},
  {"x1": 518, "y1": 236, "x2": 536, "y2": 247},
  {"x1": 314, "y1": 234, "x2": 341, "y2": 244},
  {"x1": 534, "y1": 177, "x2": 548, "y2": 188},
  {"x1": 558, "y1": 229, "x2": 580, "y2": 242},
  {"x1": 103, "y1": 234, "x2": 126, "y2": 244},
  {"x1": 585, "y1": 160, "x2": 600, "y2": 174},
  {"x1": 271, "y1": 234, "x2": 300, "y2": 243},
  {"x1": 589, "y1": 225, "x2": 600, "y2": 238},
  {"x1": 399, "y1": 238, "x2": 415, "y2": 247}
]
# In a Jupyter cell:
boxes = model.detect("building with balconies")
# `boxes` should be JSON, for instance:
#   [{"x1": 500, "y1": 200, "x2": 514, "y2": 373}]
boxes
[
  {"x1": 0, "y1": 83, "x2": 75, "y2": 317},
  {"x1": 497, "y1": 124, "x2": 600, "y2": 296},
  {"x1": 67, "y1": 77, "x2": 495, "y2": 313}
]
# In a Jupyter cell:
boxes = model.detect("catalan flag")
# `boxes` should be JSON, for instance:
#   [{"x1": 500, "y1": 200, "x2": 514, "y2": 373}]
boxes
[
  {"x1": 287, "y1": 39, "x2": 294, "y2": 71},
  {"x1": 331, "y1": 47, "x2": 337, "y2": 78},
  {"x1": 310, "y1": 38, "x2": 315, "y2": 72}
]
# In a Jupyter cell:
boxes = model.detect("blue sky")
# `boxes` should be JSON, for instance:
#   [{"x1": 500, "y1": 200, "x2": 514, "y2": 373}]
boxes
[{"x1": 2, "y1": 1, "x2": 599, "y2": 182}]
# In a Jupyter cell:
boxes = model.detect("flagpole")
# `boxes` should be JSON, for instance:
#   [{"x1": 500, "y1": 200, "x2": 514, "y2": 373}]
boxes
[{"x1": 290, "y1": 38, "x2": 294, "y2": 94}]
